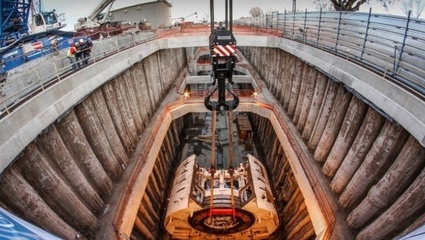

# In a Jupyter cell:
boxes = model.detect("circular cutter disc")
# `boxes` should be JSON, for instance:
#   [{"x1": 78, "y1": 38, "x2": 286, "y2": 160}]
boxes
[{"x1": 189, "y1": 208, "x2": 255, "y2": 235}]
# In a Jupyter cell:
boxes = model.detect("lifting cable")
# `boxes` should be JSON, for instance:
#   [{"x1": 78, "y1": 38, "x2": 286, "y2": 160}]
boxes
[
  {"x1": 228, "y1": 108, "x2": 236, "y2": 218},
  {"x1": 209, "y1": 109, "x2": 217, "y2": 220},
  {"x1": 206, "y1": 0, "x2": 238, "y2": 221}
]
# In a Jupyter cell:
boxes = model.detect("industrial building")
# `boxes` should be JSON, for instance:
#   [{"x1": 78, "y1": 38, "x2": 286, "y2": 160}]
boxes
[{"x1": 109, "y1": 1, "x2": 172, "y2": 29}]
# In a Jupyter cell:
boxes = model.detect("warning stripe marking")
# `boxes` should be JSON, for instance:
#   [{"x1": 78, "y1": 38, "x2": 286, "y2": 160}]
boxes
[{"x1": 213, "y1": 45, "x2": 236, "y2": 57}]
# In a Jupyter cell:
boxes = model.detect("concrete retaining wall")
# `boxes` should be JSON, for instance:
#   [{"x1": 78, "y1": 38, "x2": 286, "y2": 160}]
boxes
[
  {"x1": 1, "y1": 33, "x2": 424, "y2": 239},
  {"x1": 243, "y1": 46, "x2": 425, "y2": 240},
  {"x1": 0, "y1": 47, "x2": 186, "y2": 239}
]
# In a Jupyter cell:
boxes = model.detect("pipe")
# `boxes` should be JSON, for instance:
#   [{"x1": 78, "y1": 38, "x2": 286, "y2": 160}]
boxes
[
  {"x1": 287, "y1": 214, "x2": 312, "y2": 240},
  {"x1": 286, "y1": 201, "x2": 307, "y2": 230},
  {"x1": 133, "y1": 62, "x2": 154, "y2": 122},
  {"x1": 167, "y1": 130, "x2": 177, "y2": 157},
  {"x1": 134, "y1": 216, "x2": 155, "y2": 239},
  {"x1": 153, "y1": 162, "x2": 165, "y2": 190},
  {"x1": 122, "y1": 71, "x2": 145, "y2": 135},
  {"x1": 142, "y1": 194, "x2": 160, "y2": 221},
  {"x1": 282, "y1": 55, "x2": 296, "y2": 111},
  {"x1": 293, "y1": 64, "x2": 310, "y2": 125},
  {"x1": 297, "y1": 66, "x2": 317, "y2": 132},
  {"x1": 112, "y1": 79, "x2": 138, "y2": 144},
  {"x1": 356, "y1": 165, "x2": 425, "y2": 240},
  {"x1": 171, "y1": 121, "x2": 181, "y2": 146},
  {"x1": 156, "y1": 152, "x2": 168, "y2": 177},
  {"x1": 138, "y1": 204, "x2": 156, "y2": 228},
  {"x1": 229, "y1": 0, "x2": 233, "y2": 32},
  {"x1": 19, "y1": 144, "x2": 97, "y2": 232},
  {"x1": 163, "y1": 132, "x2": 174, "y2": 162},
  {"x1": 145, "y1": 184, "x2": 161, "y2": 210},
  {"x1": 149, "y1": 174, "x2": 162, "y2": 199},
  {"x1": 102, "y1": 82, "x2": 134, "y2": 155}
]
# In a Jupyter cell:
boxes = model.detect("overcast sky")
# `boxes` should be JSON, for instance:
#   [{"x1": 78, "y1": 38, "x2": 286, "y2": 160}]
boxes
[{"x1": 43, "y1": 0, "x2": 406, "y2": 31}]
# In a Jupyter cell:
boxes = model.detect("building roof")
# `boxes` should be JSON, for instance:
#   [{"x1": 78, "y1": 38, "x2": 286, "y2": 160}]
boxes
[{"x1": 110, "y1": 0, "x2": 172, "y2": 12}]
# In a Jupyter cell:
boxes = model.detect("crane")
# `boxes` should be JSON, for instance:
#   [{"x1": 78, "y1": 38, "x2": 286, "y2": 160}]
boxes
[
  {"x1": 74, "y1": 0, "x2": 115, "y2": 30},
  {"x1": 29, "y1": 0, "x2": 66, "y2": 34},
  {"x1": 0, "y1": 0, "x2": 33, "y2": 47},
  {"x1": 0, "y1": 0, "x2": 75, "y2": 71},
  {"x1": 0, "y1": 0, "x2": 65, "y2": 47},
  {"x1": 74, "y1": 0, "x2": 129, "y2": 40},
  {"x1": 173, "y1": 12, "x2": 197, "y2": 26}
]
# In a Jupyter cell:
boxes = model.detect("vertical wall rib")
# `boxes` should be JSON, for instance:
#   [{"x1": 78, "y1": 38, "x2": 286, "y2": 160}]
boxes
[
  {"x1": 0, "y1": 48, "x2": 187, "y2": 238},
  {"x1": 56, "y1": 110, "x2": 114, "y2": 199},
  {"x1": 250, "y1": 113, "x2": 316, "y2": 240},
  {"x1": 37, "y1": 126, "x2": 105, "y2": 214},
  {"x1": 90, "y1": 90, "x2": 129, "y2": 167},
  {"x1": 330, "y1": 108, "x2": 385, "y2": 194},
  {"x1": 322, "y1": 97, "x2": 368, "y2": 178},
  {"x1": 242, "y1": 46, "x2": 425, "y2": 239},
  {"x1": 133, "y1": 118, "x2": 185, "y2": 239},
  {"x1": 18, "y1": 144, "x2": 97, "y2": 232},
  {"x1": 0, "y1": 167, "x2": 78, "y2": 239},
  {"x1": 75, "y1": 98, "x2": 124, "y2": 182}
]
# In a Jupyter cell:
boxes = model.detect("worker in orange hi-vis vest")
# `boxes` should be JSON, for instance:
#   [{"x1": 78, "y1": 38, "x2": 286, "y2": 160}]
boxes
[{"x1": 67, "y1": 43, "x2": 78, "y2": 71}]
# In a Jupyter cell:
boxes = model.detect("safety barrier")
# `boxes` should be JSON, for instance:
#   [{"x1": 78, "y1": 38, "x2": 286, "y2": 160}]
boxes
[
  {"x1": 235, "y1": 10, "x2": 425, "y2": 97},
  {"x1": 2, "y1": 10, "x2": 424, "y2": 119},
  {"x1": 0, "y1": 32, "x2": 155, "y2": 118}
]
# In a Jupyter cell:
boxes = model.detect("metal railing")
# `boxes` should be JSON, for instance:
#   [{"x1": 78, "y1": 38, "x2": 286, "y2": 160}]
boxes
[
  {"x1": 2, "y1": 10, "x2": 424, "y2": 119},
  {"x1": 235, "y1": 9, "x2": 425, "y2": 97},
  {"x1": 0, "y1": 31, "x2": 156, "y2": 117}
]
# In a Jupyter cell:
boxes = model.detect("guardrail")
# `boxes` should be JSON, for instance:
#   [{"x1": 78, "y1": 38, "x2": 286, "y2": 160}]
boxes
[
  {"x1": 0, "y1": 32, "x2": 156, "y2": 118},
  {"x1": 235, "y1": 9, "x2": 425, "y2": 97},
  {"x1": 2, "y1": 10, "x2": 424, "y2": 119}
]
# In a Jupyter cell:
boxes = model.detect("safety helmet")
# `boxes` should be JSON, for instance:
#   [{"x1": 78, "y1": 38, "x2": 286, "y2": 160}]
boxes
[
  {"x1": 79, "y1": 39, "x2": 84, "y2": 43},
  {"x1": 75, "y1": 42, "x2": 80, "y2": 47}
]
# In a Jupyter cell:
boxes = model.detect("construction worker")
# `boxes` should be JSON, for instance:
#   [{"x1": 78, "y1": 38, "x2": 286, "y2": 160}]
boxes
[
  {"x1": 67, "y1": 43, "x2": 78, "y2": 71},
  {"x1": 75, "y1": 41, "x2": 85, "y2": 67},
  {"x1": 82, "y1": 38, "x2": 93, "y2": 65}
]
